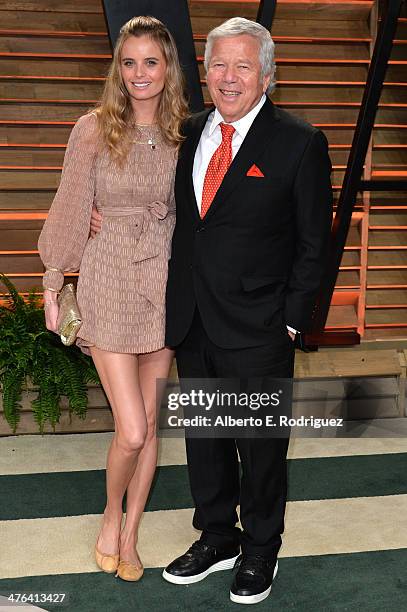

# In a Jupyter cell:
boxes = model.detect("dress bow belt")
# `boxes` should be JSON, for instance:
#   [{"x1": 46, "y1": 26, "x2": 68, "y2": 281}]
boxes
[
  {"x1": 93, "y1": 201, "x2": 174, "y2": 311},
  {"x1": 97, "y1": 201, "x2": 174, "y2": 269},
  {"x1": 101, "y1": 201, "x2": 169, "y2": 219}
]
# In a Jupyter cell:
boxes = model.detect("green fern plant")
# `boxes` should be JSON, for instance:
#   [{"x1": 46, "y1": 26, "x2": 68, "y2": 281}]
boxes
[{"x1": 0, "y1": 273, "x2": 99, "y2": 433}]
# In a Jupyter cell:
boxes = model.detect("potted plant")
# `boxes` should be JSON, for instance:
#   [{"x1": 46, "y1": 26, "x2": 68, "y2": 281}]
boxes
[{"x1": 0, "y1": 273, "x2": 99, "y2": 433}]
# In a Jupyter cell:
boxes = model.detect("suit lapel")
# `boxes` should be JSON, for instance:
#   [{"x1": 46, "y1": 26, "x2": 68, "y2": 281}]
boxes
[
  {"x1": 181, "y1": 108, "x2": 213, "y2": 222},
  {"x1": 203, "y1": 99, "x2": 282, "y2": 222}
]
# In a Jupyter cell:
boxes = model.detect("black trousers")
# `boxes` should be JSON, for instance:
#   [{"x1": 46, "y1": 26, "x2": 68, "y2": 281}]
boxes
[{"x1": 175, "y1": 309, "x2": 295, "y2": 559}]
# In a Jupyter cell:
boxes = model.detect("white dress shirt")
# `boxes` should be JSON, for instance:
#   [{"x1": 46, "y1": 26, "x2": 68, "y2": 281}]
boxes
[{"x1": 191, "y1": 94, "x2": 297, "y2": 337}]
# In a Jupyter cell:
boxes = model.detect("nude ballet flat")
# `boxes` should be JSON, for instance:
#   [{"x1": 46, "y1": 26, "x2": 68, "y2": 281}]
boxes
[
  {"x1": 95, "y1": 545, "x2": 120, "y2": 574},
  {"x1": 115, "y1": 560, "x2": 144, "y2": 582}
]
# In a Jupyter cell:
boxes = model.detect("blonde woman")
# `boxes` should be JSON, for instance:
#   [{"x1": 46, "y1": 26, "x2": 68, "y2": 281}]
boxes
[{"x1": 38, "y1": 16, "x2": 189, "y2": 581}]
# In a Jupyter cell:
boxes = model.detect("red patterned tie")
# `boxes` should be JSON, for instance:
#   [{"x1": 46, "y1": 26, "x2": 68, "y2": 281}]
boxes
[{"x1": 201, "y1": 122, "x2": 235, "y2": 218}]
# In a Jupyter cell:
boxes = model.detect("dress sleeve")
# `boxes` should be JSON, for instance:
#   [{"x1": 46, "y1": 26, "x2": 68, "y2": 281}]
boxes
[{"x1": 38, "y1": 112, "x2": 98, "y2": 291}]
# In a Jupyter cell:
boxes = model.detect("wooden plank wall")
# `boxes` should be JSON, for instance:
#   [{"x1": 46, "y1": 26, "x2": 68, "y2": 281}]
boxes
[{"x1": 0, "y1": 0, "x2": 406, "y2": 340}]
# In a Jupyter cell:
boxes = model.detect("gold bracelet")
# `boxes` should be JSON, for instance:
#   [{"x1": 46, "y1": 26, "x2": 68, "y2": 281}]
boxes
[
  {"x1": 44, "y1": 287, "x2": 60, "y2": 293},
  {"x1": 46, "y1": 266, "x2": 62, "y2": 273}
]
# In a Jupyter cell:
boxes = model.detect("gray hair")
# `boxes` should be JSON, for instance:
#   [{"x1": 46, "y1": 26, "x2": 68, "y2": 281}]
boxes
[{"x1": 204, "y1": 17, "x2": 276, "y2": 95}]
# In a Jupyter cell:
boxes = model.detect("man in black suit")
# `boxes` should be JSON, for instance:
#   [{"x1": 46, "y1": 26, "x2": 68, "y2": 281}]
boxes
[{"x1": 162, "y1": 17, "x2": 332, "y2": 605}]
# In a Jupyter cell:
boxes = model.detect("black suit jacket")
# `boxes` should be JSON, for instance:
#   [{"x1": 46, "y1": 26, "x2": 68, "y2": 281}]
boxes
[{"x1": 165, "y1": 98, "x2": 333, "y2": 349}]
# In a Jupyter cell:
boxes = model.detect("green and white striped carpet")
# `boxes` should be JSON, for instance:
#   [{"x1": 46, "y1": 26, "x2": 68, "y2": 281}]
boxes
[{"x1": 0, "y1": 434, "x2": 406, "y2": 611}]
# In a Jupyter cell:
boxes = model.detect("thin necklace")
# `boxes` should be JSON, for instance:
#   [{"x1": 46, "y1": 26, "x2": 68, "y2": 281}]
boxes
[{"x1": 131, "y1": 123, "x2": 159, "y2": 150}]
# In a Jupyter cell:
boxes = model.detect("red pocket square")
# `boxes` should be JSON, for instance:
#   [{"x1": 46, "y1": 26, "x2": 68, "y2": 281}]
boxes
[{"x1": 247, "y1": 164, "x2": 264, "y2": 177}]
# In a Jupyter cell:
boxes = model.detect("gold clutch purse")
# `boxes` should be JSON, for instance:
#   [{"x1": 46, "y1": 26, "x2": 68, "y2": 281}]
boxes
[{"x1": 56, "y1": 283, "x2": 82, "y2": 346}]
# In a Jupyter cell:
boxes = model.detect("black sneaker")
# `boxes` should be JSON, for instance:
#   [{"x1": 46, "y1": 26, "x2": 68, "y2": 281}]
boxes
[
  {"x1": 230, "y1": 555, "x2": 278, "y2": 604},
  {"x1": 162, "y1": 540, "x2": 240, "y2": 585}
]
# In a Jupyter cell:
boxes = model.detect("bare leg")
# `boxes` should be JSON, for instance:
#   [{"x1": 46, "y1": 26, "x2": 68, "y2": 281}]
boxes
[
  {"x1": 90, "y1": 347, "x2": 147, "y2": 556},
  {"x1": 119, "y1": 347, "x2": 174, "y2": 565}
]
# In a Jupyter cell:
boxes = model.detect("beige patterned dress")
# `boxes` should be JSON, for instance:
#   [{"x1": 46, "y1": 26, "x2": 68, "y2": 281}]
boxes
[{"x1": 38, "y1": 113, "x2": 177, "y2": 355}]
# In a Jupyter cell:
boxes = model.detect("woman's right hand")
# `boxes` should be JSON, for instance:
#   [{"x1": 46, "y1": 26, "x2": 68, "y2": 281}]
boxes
[{"x1": 43, "y1": 289, "x2": 59, "y2": 333}]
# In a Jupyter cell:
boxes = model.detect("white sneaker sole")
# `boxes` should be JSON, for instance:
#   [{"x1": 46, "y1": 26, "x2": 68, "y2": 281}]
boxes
[
  {"x1": 162, "y1": 554, "x2": 240, "y2": 585},
  {"x1": 229, "y1": 560, "x2": 278, "y2": 604}
]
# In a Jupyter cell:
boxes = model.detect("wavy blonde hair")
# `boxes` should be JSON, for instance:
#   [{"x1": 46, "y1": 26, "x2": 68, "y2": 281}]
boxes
[{"x1": 94, "y1": 16, "x2": 189, "y2": 160}]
